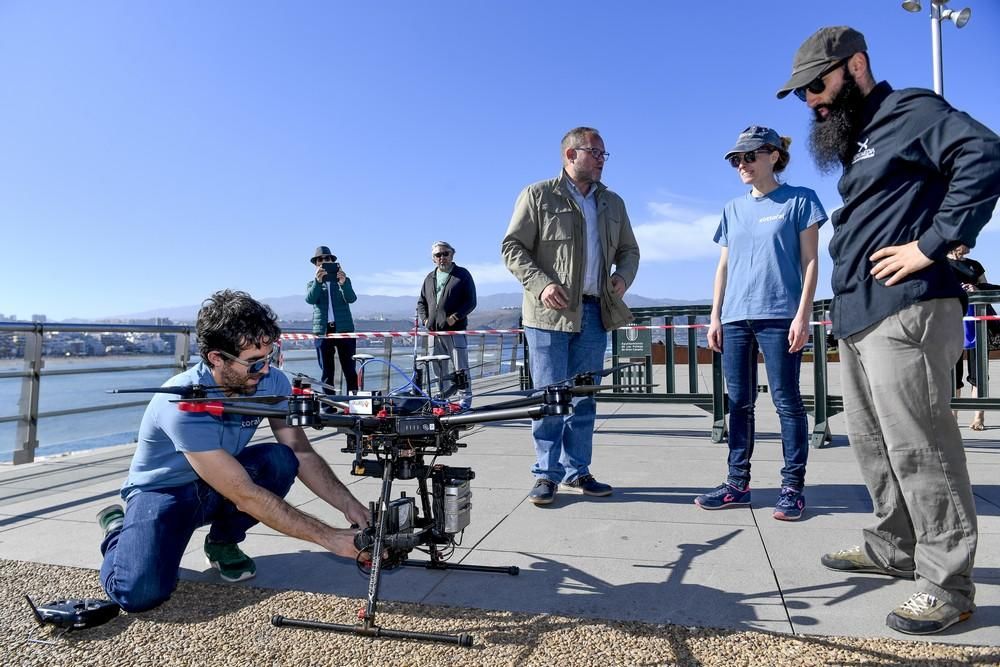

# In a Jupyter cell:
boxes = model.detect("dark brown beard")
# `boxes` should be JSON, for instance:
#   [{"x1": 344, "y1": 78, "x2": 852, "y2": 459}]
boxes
[
  {"x1": 808, "y1": 70, "x2": 866, "y2": 174},
  {"x1": 219, "y1": 362, "x2": 259, "y2": 396}
]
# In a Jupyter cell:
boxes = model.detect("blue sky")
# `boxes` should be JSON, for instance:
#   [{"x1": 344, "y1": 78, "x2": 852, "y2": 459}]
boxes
[{"x1": 2, "y1": 0, "x2": 998, "y2": 321}]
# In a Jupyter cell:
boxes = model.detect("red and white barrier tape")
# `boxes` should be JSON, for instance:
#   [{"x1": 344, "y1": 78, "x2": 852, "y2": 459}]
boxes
[{"x1": 278, "y1": 314, "x2": 997, "y2": 341}]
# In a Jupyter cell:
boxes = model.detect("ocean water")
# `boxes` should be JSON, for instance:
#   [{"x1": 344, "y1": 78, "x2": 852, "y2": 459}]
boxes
[{"x1": 0, "y1": 341, "x2": 520, "y2": 462}]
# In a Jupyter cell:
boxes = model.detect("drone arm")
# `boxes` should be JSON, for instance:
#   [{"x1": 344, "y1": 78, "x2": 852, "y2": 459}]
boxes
[{"x1": 438, "y1": 402, "x2": 568, "y2": 426}]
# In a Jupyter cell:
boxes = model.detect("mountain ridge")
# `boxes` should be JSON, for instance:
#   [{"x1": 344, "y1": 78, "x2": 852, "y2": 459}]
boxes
[{"x1": 98, "y1": 292, "x2": 708, "y2": 324}]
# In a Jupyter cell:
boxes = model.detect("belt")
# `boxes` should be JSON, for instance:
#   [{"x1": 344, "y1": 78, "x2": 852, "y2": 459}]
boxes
[{"x1": 581, "y1": 294, "x2": 600, "y2": 304}]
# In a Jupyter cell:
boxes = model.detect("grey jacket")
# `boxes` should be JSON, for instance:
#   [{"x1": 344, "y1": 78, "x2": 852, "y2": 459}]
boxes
[{"x1": 501, "y1": 171, "x2": 640, "y2": 332}]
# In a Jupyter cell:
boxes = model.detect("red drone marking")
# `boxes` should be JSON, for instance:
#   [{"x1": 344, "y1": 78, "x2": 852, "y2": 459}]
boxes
[{"x1": 177, "y1": 401, "x2": 225, "y2": 416}]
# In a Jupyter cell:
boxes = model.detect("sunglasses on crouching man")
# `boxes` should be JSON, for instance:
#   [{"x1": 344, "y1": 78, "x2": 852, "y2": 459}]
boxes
[{"x1": 216, "y1": 343, "x2": 280, "y2": 374}]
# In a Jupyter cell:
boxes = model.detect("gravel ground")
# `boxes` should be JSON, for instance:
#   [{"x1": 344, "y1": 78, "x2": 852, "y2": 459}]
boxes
[{"x1": 3, "y1": 560, "x2": 997, "y2": 667}]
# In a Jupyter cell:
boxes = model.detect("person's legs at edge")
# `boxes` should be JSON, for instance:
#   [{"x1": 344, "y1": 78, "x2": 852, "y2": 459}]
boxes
[{"x1": 966, "y1": 347, "x2": 985, "y2": 430}]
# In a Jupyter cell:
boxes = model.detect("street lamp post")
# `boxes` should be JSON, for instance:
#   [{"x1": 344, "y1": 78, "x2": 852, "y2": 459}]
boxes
[{"x1": 901, "y1": 0, "x2": 972, "y2": 96}]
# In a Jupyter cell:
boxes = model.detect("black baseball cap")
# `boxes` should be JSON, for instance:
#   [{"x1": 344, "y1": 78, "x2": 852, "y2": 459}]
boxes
[{"x1": 776, "y1": 26, "x2": 868, "y2": 99}]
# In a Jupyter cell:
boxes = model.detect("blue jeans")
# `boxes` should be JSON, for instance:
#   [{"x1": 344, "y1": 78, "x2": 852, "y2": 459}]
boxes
[
  {"x1": 524, "y1": 301, "x2": 607, "y2": 484},
  {"x1": 722, "y1": 319, "x2": 808, "y2": 489},
  {"x1": 99, "y1": 443, "x2": 299, "y2": 612}
]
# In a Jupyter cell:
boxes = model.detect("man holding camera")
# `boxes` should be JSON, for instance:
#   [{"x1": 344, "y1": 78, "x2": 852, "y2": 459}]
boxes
[
  {"x1": 502, "y1": 126, "x2": 640, "y2": 505},
  {"x1": 96, "y1": 290, "x2": 369, "y2": 613},
  {"x1": 416, "y1": 240, "x2": 477, "y2": 408},
  {"x1": 306, "y1": 245, "x2": 359, "y2": 394}
]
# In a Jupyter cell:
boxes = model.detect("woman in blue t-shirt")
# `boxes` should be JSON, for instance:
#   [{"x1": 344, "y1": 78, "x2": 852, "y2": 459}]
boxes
[{"x1": 694, "y1": 125, "x2": 827, "y2": 521}]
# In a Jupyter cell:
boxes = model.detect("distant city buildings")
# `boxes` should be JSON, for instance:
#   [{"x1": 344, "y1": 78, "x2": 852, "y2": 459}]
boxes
[{"x1": 0, "y1": 317, "x2": 180, "y2": 359}]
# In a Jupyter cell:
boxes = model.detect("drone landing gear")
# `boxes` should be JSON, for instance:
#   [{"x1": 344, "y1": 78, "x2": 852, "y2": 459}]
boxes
[
  {"x1": 271, "y1": 455, "x2": 518, "y2": 647},
  {"x1": 400, "y1": 557, "x2": 520, "y2": 576},
  {"x1": 271, "y1": 613, "x2": 475, "y2": 647}
]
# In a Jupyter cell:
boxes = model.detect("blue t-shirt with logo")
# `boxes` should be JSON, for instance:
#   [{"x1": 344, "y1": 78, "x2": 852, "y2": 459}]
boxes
[
  {"x1": 714, "y1": 184, "x2": 827, "y2": 324},
  {"x1": 122, "y1": 362, "x2": 291, "y2": 499}
]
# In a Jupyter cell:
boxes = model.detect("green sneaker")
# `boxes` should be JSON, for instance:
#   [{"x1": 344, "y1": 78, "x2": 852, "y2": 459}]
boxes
[
  {"x1": 204, "y1": 537, "x2": 256, "y2": 582},
  {"x1": 886, "y1": 592, "x2": 973, "y2": 635},
  {"x1": 96, "y1": 504, "x2": 125, "y2": 536},
  {"x1": 820, "y1": 545, "x2": 914, "y2": 579}
]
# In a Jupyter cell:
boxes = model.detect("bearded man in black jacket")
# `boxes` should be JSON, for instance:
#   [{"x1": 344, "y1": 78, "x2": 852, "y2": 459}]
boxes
[
  {"x1": 778, "y1": 26, "x2": 1000, "y2": 636},
  {"x1": 416, "y1": 241, "x2": 477, "y2": 407}
]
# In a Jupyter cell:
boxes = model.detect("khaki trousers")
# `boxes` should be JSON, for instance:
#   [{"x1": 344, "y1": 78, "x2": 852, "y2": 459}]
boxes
[{"x1": 839, "y1": 298, "x2": 977, "y2": 611}]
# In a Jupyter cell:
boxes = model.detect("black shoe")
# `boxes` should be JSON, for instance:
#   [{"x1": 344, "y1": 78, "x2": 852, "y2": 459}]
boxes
[
  {"x1": 559, "y1": 474, "x2": 612, "y2": 497},
  {"x1": 528, "y1": 479, "x2": 557, "y2": 505}
]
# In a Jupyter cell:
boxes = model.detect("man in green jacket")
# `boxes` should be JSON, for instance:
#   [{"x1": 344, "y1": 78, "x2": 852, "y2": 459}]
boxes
[
  {"x1": 305, "y1": 245, "x2": 359, "y2": 393},
  {"x1": 502, "y1": 126, "x2": 640, "y2": 505}
]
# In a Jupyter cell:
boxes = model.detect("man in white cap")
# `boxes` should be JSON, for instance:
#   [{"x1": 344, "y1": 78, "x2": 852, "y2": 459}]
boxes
[{"x1": 416, "y1": 241, "x2": 477, "y2": 407}]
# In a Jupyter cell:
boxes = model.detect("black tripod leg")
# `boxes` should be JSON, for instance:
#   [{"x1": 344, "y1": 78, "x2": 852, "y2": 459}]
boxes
[{"x1": 271, "y1": 615, "x2": 473, "y2": 647}]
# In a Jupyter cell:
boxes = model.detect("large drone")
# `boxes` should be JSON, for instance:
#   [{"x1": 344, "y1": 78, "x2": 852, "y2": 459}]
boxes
[{"x1": 115, "y1": 353, "x2": 642, "y2": 646}]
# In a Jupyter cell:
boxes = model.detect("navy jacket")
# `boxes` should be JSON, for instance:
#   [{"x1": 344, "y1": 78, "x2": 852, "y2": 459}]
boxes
[
  {"x1": 829, "y1": 82, "x2": 1000, "y2": 338},
  {"x1": 416, "y1": 265, "x2": 477, "y2": 331}
]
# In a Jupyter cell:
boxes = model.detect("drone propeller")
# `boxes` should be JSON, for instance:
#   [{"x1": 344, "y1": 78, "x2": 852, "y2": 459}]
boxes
[
  {"x1": 468, "y1": 385, "x2": 656, "y2": 412},
  {"x1": 108, "y1": 384, "x2": 212, "y2": 399},
  {"x1": 169, "y1": 394, "x2": 291, "y2": 405}
]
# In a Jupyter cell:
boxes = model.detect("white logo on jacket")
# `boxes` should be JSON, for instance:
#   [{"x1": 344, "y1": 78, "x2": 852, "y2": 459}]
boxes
[{"x1": 852, "y1": 137, "x2": 875, "y2": 164}]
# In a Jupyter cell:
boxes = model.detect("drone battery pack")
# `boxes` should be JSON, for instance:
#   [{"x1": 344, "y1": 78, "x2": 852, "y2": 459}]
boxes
[
  {"x1": 443, "y1": 479, "x2": 472, "y2": 534},
  {"x1": 397, "y1": 417, "x2": 437, "y2": 436}
]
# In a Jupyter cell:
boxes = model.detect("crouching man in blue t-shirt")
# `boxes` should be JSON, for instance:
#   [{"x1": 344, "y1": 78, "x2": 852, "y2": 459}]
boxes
[{"x1": 96, "y1": 289, "x2": 370, "y2": 613}]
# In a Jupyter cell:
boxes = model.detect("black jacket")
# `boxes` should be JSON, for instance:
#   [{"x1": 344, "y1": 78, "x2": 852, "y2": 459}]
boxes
[
  {"x1": 416, "y1": 265, "x2": 477, "y2": 331},
  {"x1": 829, "y1": 82, "x2": 1000, "y2": 338}
]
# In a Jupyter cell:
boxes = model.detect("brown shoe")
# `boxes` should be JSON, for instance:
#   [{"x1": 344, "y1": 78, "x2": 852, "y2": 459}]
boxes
[{"x1": 820, "y1": 546, "x2": 914, "y2": 579}]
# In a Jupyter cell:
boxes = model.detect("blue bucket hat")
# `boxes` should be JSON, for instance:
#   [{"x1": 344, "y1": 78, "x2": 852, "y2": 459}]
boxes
[{"x1": 724, "y1": 126, "x2": 782, "y2": 160}]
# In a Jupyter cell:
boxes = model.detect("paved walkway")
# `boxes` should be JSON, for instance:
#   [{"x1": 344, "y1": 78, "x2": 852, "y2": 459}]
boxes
[{"x1": 1, "y1": 369, "x2": 998, "y2": 650}]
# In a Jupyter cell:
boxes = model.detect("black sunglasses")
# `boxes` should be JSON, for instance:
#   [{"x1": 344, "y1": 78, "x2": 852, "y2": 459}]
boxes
[
  {"x1": 433, "y1": 251, "x2": 452, "y2": 258},
  {"x1": 794, "y1": 59, "x2": 848, "y2": 101},
  {"x1": 728, "y1": 148, "x2": 774, "y2": 168}
]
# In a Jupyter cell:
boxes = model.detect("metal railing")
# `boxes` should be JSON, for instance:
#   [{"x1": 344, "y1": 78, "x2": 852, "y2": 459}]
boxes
[
  {"x1": 520, "y1": 293, "x2": 1000, "y2": 448},
  {"x1": 0, "y1": 321, "x2": 194, "y2": 465},
  {"x1": 0, "y1": 322, "x2": 523, "y2": 464}
]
